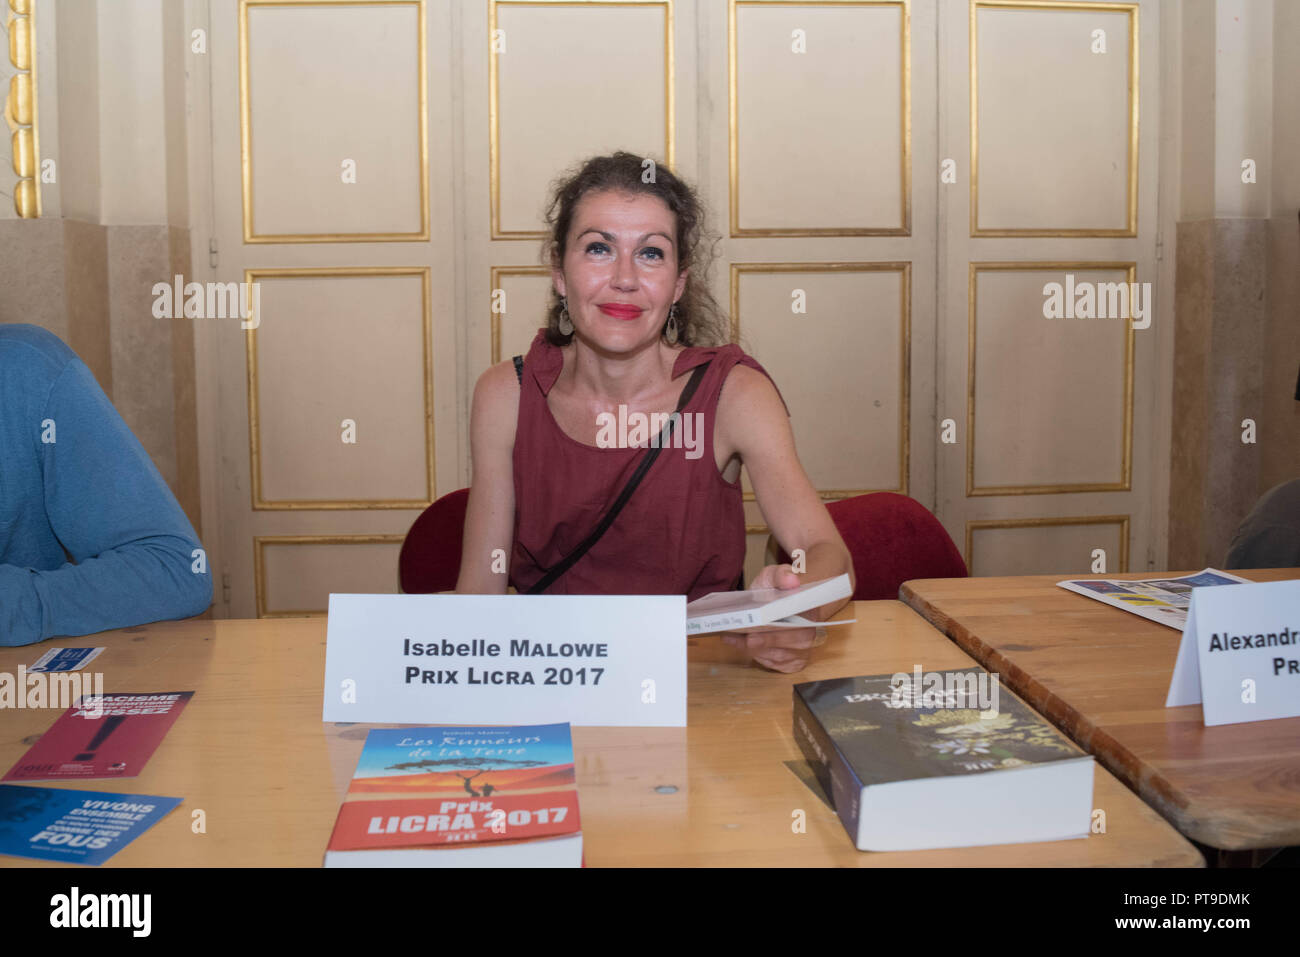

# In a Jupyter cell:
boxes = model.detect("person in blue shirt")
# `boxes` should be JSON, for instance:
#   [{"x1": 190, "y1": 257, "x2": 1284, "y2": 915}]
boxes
[{"x1": 0, "y1": 324, "x2": 212, "y2": 646}]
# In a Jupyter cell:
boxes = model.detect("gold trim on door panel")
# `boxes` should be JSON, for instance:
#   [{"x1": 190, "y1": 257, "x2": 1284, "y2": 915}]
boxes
[
  {"x1": 254, "y1": 534, "x2": 406, "y2": 617},
  {"x1": 970, "y1": 0, "x2": 1138, "y2": 237},
  {"x1": 964, "y1": 514, "x2": 1130, "y2": 575},
  {"x1": 245, "y1": 266, "x2": 435, "y2": 509},
  {"x1": 489, "y1": 265, "x2": 552, "y2": 364},
  {"x1": 731, "y1": 261, "x2": 911, "y2": 499},
  {"x1": 966, "y1": 261, "x2": 1135, "y2": 496},
  {"x1": 729, "y1": 0, "x2": 911, "y2": 237},
  {"x1": 239, "y1": 0, "x2": 429, "y2": 243},
  {"x1": 489, "y1": 0, "x2": 675, "y2": 240}
]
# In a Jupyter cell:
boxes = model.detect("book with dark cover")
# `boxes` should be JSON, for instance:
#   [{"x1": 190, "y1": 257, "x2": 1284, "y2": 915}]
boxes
[{"x1": 793, "y1": 669, "x2": 1094, "y2": 851}]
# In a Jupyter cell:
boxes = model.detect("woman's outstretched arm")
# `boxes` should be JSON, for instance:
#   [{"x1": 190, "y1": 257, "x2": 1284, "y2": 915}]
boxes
[
  {"x1": 455, "y1": 361, "x2": 520, "y2": 594},
  {"x1": 716, "y1": 364, "x2": 855, "y2": 671}
]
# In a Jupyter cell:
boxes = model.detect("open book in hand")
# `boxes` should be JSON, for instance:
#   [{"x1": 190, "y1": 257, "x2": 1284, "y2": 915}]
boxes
[{"x1": 685, "y1": 573, "x2": 854, "y2": 635}]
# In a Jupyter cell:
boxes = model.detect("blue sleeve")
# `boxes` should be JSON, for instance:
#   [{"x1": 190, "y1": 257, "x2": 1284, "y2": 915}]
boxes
[{"x1": 0, "y1": 359, "x2": 213, "y2": 646}]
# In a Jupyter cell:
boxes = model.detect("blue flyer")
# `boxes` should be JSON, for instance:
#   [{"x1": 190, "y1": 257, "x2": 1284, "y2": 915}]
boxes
[
  {"x1": 0, "y1": 784, "x2": 182, "y2": 866},
  {"x1": 28, "y1": 647, "x2": 105, "y2": 673}
]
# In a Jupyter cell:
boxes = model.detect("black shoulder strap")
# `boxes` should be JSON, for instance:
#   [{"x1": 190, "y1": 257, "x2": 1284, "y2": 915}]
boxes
[
  {"x1": 526, "y1": 362, "x2": 709, "y2": 594},
  {"x1": 513, "y1": 354, "x2": 523, "y2": 385}
]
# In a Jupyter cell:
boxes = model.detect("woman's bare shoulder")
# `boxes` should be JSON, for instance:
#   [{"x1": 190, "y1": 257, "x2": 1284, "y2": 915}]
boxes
[
  {"x1": 716, "y1": 362, "x2": 788, "y2": 452},
  {"x1": 477, "y1": 357, "x2": 521, "y2": 393},
  {"x1": 718, "y1": 362, "x2": 783, "y2": 415},
  {"x1": 471, "y1": 359, "x2": 522, "y2": 446}
]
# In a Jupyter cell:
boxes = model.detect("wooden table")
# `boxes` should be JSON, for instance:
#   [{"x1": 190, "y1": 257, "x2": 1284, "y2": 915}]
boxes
[
  {"x1": 901, "y1": 569, "x2": 1300, "y2": 855},
  {"x1": 0, "y1": 601, "x2": 1203, "y2": 866}
]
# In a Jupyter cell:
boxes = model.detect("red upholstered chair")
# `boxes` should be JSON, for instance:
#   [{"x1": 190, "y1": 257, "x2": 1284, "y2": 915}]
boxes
[
  {"x1": 399, "y1": 488, "x2": 470, "y2": 593},
  {"x1": 773, "y1": 492, "x2": 967, "y2": 600}
]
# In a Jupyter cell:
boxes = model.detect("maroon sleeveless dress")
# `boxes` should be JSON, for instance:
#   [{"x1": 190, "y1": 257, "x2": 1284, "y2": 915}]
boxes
[{"x1": 510, "y1": 330, "x2": 787, "y2": 601}]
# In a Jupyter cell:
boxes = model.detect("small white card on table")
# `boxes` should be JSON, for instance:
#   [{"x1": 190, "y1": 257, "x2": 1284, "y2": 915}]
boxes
[
  {"x1": 1166, "y1": 579, "x2": 1300, "y2": 726},
  {"x1": 323, "y1": 594, "x2": 686, "y2": 727}
]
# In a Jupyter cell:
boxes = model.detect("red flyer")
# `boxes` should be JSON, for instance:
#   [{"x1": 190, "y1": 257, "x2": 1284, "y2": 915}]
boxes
[{"x1": 2, "y1": 692, "x2": 194, "y2": 782}]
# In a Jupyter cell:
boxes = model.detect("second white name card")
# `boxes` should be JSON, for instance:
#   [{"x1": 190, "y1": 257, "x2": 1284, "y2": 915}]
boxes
[{"x1": 322, "y1": 594, "x2": 686, "y2": 727}]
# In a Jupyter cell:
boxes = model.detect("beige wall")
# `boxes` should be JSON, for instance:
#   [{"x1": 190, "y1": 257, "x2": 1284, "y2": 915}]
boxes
[
  {"x1": 1263, "y1": 0, "x2": 1300, "y2": 494},
  {"x1": 0, "y1": 0, "x2": 202, "y2": 535},
  {"x1": 55, "y1": 0, "x2": 100, "y2": 222},
  {"x1": 7, "y1": 0, "x2": 1295, "y2": 603},
  {"x1": 1168, "y1": 0, "x2": 1297, "y2": 568}
]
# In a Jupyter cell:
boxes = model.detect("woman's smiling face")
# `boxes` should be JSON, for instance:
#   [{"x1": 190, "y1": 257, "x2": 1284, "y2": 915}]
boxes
[{"x1": 553, "y1": 189, "x2": 689, "y2": 354}]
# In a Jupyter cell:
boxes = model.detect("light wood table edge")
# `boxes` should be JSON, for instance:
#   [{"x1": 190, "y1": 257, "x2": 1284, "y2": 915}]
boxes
[
  {"x1": 0, "y1": 608, "x2": 1209, "y2": 867},
  {"x1": 898, "y1": 576, "x2": 1296, "y2": 852}
]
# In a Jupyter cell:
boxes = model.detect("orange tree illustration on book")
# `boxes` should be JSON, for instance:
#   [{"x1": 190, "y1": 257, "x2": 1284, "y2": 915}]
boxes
[{"x1": 385, "y1": 758, "x2": 549, "y2": 797}]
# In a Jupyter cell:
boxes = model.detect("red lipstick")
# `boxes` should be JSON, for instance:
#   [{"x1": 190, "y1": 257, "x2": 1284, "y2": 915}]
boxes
[{"x1": 597, "y1": 303, "x2": 644, "y2": 319}]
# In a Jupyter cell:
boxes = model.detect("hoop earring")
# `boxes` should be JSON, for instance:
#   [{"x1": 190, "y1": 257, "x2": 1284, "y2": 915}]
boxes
[
  {"x1": 558, "y1": 296, "x2": 574, "y2": 336},
  {"x1": 665, "y1": 303, "x2": 680, "y2": 346}
]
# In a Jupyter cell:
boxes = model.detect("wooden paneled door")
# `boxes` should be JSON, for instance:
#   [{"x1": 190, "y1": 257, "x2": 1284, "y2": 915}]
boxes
[
  {"x1": 936, "y1": 0, "x2": 1162, "y2": 576},
  {"x1": 204, "y1": 0, "x2": 459, "y2": 617},
  {"x1": 193, "y1": 0, "x2": 1162, "y2": 617}
]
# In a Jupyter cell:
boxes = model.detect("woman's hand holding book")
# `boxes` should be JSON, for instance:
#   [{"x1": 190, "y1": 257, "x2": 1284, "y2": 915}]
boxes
[{"x1": 721, "y1": 564, "x2": 825, "y2": 673}]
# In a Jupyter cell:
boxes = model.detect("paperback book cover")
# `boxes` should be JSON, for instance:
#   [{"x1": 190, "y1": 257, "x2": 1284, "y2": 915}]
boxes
[
  {"x1": 686, "y1": 573, "x2": 852, "y2": 634},
  {"x1": 0, "y1": 784, "x2": 182, "y2": 866},
  {"x1": 1056, "y1": 568, "x2": 1251, "y2": 630},
  {"x1": 3, "y1": 692, "x2": 194, "y2": 782},
  {"x1": 325, "y1": 723, "x2": 580, "y2": 863},
  {"x1": 793, "y1": 670, "x2": 1093, "y2": 851}
]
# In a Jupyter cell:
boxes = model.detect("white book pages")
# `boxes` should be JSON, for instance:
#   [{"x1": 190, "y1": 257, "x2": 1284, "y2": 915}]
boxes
[{"x1": 685, "y1": 574, "x2": 853, "y2": 634}]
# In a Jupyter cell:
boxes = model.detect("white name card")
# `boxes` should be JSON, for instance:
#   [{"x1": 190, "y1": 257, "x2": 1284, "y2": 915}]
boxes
[
  {"x1": 322, "y1": 594, "x2": 686, "y2": 727},
  {"x1": 1166, "y1": 579, "x2": 1300, "y2": 726}
]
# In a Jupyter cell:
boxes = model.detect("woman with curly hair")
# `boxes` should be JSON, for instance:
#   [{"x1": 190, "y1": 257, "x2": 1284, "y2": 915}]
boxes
[{"x1": 456, "y1": 152, "x2": 853, "y2": 673}]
